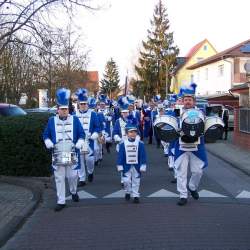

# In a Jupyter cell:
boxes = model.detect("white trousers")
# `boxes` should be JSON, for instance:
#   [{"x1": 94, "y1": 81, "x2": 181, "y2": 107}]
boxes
[
  {"x1": 168, "y1": 155, "x2": 177, "y2": 178},
  {"x1": 54, "y1": 166, "x2": 78, "y2": 205},
  {"x1": 122, "y1": 167, "x2": 141, "y2": 198},
  {"x1": 78, "y1": 154, "x2": 94, "y2": 181},
  {"x1": 175, "y1": 152, "x2": 203, "y2": 198},
  {"x1": 94, "y1": 140, "x2": 103, "y2": 161}
]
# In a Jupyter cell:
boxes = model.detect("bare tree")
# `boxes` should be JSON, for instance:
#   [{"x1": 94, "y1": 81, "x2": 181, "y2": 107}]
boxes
[{"x1": 0, "y1": 0, "x2": 100, "y2": 54}]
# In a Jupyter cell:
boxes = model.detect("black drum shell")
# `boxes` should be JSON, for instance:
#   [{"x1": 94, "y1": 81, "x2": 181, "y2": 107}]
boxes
[
  {"x1": 205, "y1": 124, "x2": 224, "y2": 142},
  {"x1": 181, "y1": 120, "x2": 204, "y2": 138},
  {"x1": 154, "y1": 123, "x2": 179, "y2": 142}
]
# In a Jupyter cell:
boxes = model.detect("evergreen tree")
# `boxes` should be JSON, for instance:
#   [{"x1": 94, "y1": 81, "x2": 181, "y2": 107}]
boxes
[
  {"x1": 135, "y1": 0, "x2": 179, "y2": 99},
  {"x1": 100, "y1": 58, "x2": 120, "y2": 99}
]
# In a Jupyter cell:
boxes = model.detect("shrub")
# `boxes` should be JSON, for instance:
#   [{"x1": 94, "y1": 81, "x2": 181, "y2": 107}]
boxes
[{"x1": 0, "y1": 113, "x2": 53, "y2": 176}]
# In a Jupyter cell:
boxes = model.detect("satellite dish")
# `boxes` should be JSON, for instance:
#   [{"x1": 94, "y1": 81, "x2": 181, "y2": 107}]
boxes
[{"x1": 244, "y1": 60, "x2": 250, "y2": 73}]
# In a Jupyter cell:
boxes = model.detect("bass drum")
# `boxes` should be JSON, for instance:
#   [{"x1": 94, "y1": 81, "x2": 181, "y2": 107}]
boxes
[
  {"x1": 181, "y1": 109, "x2": 205, "y2": 139},
  {"x1": 205, "y1": 116, "x2": 224, "y2": 142},
  {"x1": 153, "y1": 115, "x2": 179, "y2": 142}
]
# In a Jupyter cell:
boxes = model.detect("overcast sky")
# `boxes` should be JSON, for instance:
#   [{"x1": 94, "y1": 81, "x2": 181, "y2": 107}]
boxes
[{"x1": 76, "y1": 0, "x2": 250, "y2": 84}]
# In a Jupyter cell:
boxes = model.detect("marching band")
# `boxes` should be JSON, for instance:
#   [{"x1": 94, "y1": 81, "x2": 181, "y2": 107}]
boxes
[{"x1": 43, "y1": 83, "x2": 224, "y2": 211}]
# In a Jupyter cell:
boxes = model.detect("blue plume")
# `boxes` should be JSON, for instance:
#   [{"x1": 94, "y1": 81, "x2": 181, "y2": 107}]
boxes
[
  {"x1": 88, "y1": 97, "x2": 96, "y2": 108},
  {"x1": 76, "y1": 88, "x2": 88, "y2": 102},
  {"x1": 98, "y1": 94, "x2": 107, "y2": 104},
  {"x1": 118, "y1": 96, "x2": 129, "y2": 111},
  {"x1": 56, "y1": 88, "x2": 70, "y2": 107}
]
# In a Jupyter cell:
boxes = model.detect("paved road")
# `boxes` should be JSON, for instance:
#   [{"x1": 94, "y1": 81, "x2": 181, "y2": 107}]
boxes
[{"x1": 2, "y1": 144, "x2": 250, "y2": 250}]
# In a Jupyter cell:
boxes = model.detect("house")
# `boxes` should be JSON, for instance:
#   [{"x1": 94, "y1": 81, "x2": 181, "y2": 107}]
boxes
[
  {"x1": 230, "y1": 83, "x2": 250, "y2": 150},
  {"x1": 75, "y1": 71, "x2": 99, "y2": 95},
  {"x1": 187, "y1": 39, "x2": 250, "y2": 96},
  {"x1": 171, "y1": 39, "x2": 217, "y2": 93}
]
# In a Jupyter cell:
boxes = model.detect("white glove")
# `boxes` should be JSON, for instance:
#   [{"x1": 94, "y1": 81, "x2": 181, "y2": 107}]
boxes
[
  {"x1": 114, "y1": 135, "x2": 122, "y2": 143},
  {"x1": 106, "y1": 116, "x2": 112, "y2": 121},
  {"x1": 140, "y1": 164, "x2": 147, "y2": 172},
  {"x1": 81, "y1": 140, "x2": 89, "y2": 152},
  {"x1": 90, "y1": 132, "x2": 99, "y2": 140},
  {"x1": 75, "y1": 139, "x2": 84, "y2": 149},
  {"x1": 117, "y1": 165, "x2": 123, "y2": 172},
  {"x1": 44, "y1": 139, "x2": 54, "y2": 149}
]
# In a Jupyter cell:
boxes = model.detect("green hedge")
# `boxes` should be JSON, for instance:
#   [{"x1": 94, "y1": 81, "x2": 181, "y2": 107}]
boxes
[{"x1": 0, "y1": 113, "x2": 53, "y2": 176}]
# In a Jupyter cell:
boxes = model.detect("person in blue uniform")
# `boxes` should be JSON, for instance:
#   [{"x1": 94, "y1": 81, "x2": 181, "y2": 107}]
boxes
[
  {"x1": 43, "y1": 88, "x2": 85, "y2": 212},
  {"x1": 174, "y1": 83, "x2": 208, "y2": 206},
  {"x1": 117, "y1": 122, "x2": 147, "y2": 203},
  {"x1": 74, "y1": 88, "x2": 101, "y2": 185},
  {"x1": 143, "y1": 101, "x2": 158, "y2": 144},
  {"x1": 113, "y1": 96, "x2": 140, "y2": 185}
]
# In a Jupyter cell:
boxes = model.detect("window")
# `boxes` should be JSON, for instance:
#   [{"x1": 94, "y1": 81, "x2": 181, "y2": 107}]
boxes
[
  {"x1": 218, "y1": 64, "x2": 224, "y2": 77},
  {"x1": 203, "y1": 45, "x2": 207, "y2": 51},
  {"x1": 205, "y1": 68, "x2": 208, "y2": 80}
]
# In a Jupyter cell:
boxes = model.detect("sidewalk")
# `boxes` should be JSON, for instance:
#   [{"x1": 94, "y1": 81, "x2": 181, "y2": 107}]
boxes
[
  {"x1": 206, "y1": 132, "x2": 250, "y2": 176},
  {"x1": 0, "y1": 176, "x2": 43, "y2": 247}
]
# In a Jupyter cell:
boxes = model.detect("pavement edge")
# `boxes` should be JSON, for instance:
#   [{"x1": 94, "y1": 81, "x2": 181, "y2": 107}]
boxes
[
  {"x1": 0, "y1": 176, "x2": 43, "y2": 248},
  {"x1": 206, "y1": 147, "x2": 250, "y2": 176}
]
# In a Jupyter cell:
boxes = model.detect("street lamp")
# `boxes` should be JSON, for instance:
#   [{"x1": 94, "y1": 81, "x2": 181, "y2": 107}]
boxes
[{"x1": 43, "y1": 39, "x2": 52, "y2": 106}]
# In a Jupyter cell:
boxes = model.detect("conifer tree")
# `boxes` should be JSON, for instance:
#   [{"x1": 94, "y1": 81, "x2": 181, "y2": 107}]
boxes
[
  {"x1": 100, "y1": 58, "x2": 120, "y2": 99},
  {"x1": 135, "y1": 0, "x2": 179, "y2": 99}
]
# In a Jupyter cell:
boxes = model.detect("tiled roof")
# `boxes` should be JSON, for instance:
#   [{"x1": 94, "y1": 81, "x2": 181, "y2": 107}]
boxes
[
  {"x1": 185, "y1": 39, "x2": 207, "y2": 58},
  {"x1": 176, "y1": 39, "x2": 214, "y2": 72},
  {"x1": 188, "y1": 39, "x2": 250, "y2": 70},
  {"x1": 86, "y1": 71, "x2": 99, "y2": 83}
]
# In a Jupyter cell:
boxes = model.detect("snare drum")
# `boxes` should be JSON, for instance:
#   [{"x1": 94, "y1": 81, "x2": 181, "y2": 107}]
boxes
[
  {"x1": 153, "y1": 115, "x2": 179, "y2": 142},
  {"x1": 205, "y1": 116, "x2": 224, "y2": 141},
  {"x1": 52, "y1": 142, "x2": 78, "y2": 167}
]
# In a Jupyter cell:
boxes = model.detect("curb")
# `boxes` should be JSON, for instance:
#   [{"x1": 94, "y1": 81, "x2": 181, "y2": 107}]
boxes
[
  {"x1": 206, "y1": 148, "x2": 250, "y2": 177},
  {"x1": 0, "y1": 176, "x2": 43, "y2": 248}
]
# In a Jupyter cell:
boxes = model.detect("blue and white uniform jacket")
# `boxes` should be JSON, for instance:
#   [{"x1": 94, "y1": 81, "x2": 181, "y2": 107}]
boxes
[
  {"x1": 113, "y1": 116, "x2": 140, "y2": 142},
  {"x1": 174, "y1": 108, "x2": 208, "y2": 169},
  {"x1": 98, "y1": 109, "x2": 113, "y2": 139},
  {"x1": 43, "y1": 115, "x2": 85, "y2": 170},
  {"x1": 74, "y1": 109, "x2": 101, "y2": 155},
  {"x1": 117, "y1": 138, "x2": 147, "y2": 175}
]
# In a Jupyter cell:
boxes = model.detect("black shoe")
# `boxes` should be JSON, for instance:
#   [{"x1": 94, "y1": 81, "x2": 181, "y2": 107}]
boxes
[
  {"x1": 177, "y1": 198, "x2": 187, "y2": 206},
  {"x1": 133, "y1": 197, "x2": 140, "y2": 204},
  {"x1": 168, "y1": 167, "x2": 174, "y2": 172},
  {"x1": 78, "y1": 181, "x2": 86, "y2": 187},
  {"x1": 88, "y1": 174, "x2": 94, "y2": 182},
  {"x1": 54, "y1": 204, "x2": 65, "y2": 212},
  {"x1": 125, "y1": 193, "x2": 131, "y2": 201},
  {"x1": 72, "y1": 193, "x2": 79, "y2": 202},
  {"x1": 188, "y1": 187, "x2": 199, "y2": 200},
  {"x1": 94, "y1": 161, "x2": 98, "y2": 167},
  {"x1": 121, "y1": 182, "x2": 124, "y2": 187},
  {"x1": 171, "y1": 178, "x2": 177, "y2": 184}
]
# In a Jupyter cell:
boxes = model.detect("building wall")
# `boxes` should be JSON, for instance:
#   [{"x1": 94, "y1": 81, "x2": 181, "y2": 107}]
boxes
[
  {"x1": 233, "y1": 108, "x2": 250, "y2": 150},
  {"x1": 192, "y1": 59, "x2": 232, "y2": 95},
  {"x1": 175, "y1": 41, "x2": 217, "y2": 92}
]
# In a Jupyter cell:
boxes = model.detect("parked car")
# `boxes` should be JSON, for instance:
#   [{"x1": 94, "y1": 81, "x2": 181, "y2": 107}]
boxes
[
  {"x1": 25, "y1": 106, "x2": 57, "y2": 114},
  {"x1": 0, "y1": 103, "x2": 27, "y2": 117}
]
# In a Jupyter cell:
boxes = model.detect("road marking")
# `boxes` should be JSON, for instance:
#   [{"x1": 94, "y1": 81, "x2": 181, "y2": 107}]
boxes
[
  {"x1": 236, "y1": 190, "x2": 250, "y2": 198},
  {"x1": 66, "y1": 190, "x2": 97, "y2": 200},
  {"x1": 198, "y1": 190, "x2": 227, "y2": 198},
  {"x1": 147, "y1": 189, "x2": 178, "y2": 198},
  {"x1": 103, "y1": 190, "x2": 125, "y2": 198}
]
